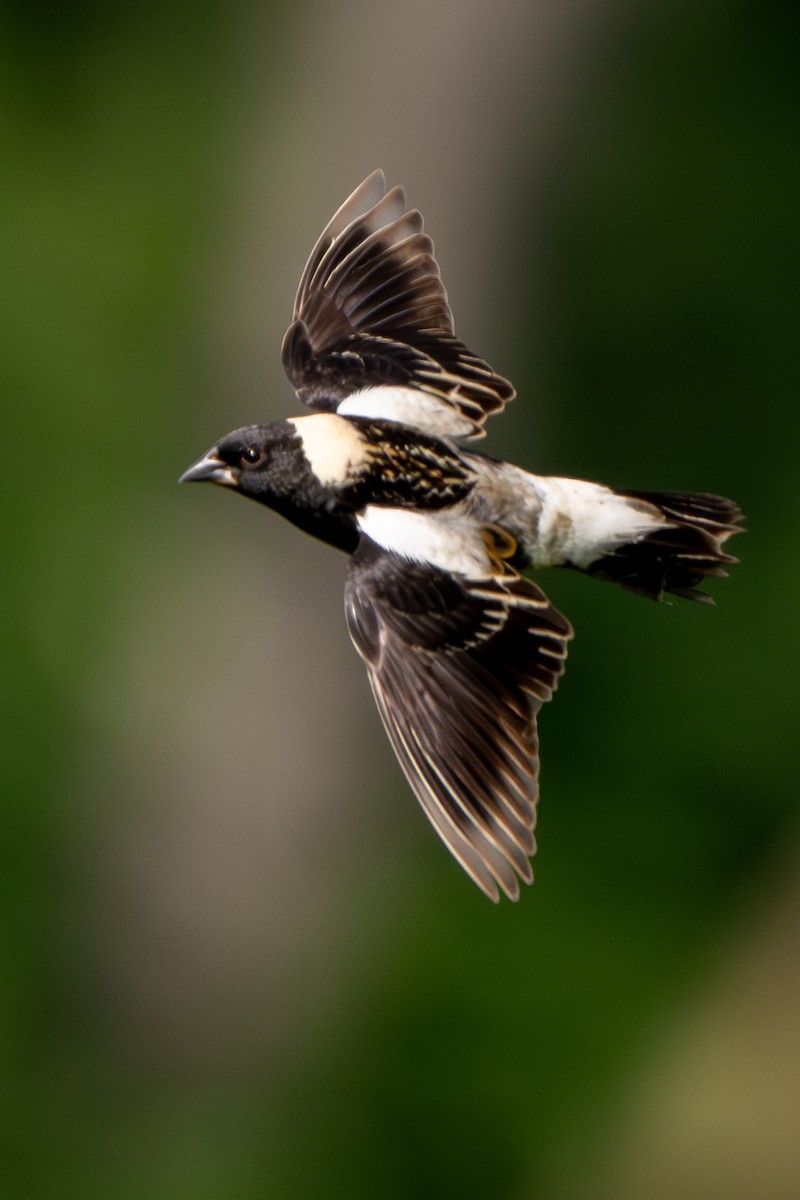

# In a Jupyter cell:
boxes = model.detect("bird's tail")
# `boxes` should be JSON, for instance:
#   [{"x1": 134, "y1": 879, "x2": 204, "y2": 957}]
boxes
[{"x1": 584, "y1": 489, "x2": 744, "y2": 604}]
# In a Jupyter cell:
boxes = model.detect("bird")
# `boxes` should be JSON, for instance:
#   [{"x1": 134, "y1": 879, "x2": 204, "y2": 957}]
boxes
[{"x1": 180, "y1": 171, "x2": 743, "y2": 902}]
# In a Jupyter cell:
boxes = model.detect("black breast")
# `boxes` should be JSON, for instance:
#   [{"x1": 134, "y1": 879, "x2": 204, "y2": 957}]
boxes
[{"x1": 268, "y1": 492, "x2": 360, "y2": 554}]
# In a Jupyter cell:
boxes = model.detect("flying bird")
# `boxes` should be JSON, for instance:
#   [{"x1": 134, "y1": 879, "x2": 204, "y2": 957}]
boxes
[{"x1": 181, "y1": 171, "x2": 742, "y2": 902}]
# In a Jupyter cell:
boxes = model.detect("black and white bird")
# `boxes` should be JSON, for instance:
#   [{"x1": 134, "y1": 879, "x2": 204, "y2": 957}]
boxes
[{"x1": 181, "y1": 171, "x2": 742, "y2": 902}]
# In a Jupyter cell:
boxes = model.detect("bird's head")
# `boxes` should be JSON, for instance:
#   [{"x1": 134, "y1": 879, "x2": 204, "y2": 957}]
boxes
[
  {"x1": 179, "y1": 420, "x2": 308, "y2": 501},
  {"x1": 180, "y1": 417, "x2": 361, "y2": 553}
]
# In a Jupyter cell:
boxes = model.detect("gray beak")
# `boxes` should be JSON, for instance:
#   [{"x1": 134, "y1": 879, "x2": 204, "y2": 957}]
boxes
[{"x1": 178, "y1": 451, "x2": 236, "y2": 486}]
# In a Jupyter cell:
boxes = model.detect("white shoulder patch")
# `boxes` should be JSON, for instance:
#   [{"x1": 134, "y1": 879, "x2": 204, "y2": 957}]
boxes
[
  {"x1": 338, "y1": 386, "x2": 475, "y2": 439},
  {"x1": 357, "y1": 507, "x2": 492, "y2": 576},
  {"x1": 288, "y1": 413, "x2": 371, "y2": 485}
]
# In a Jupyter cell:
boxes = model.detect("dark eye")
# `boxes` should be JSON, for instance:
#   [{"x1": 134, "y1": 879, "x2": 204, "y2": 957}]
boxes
[{"x1": 241, "y1": 446, "x2": 262, "y2": 466}]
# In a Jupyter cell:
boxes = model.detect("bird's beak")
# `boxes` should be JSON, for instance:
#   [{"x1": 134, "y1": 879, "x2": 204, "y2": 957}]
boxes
[{"x1": 178, "y1": 451, "x2": 236, "y2": 486}]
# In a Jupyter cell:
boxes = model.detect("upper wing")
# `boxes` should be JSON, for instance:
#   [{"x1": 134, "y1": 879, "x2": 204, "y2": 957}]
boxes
[
  {"x1": 281, "y1": 171, "x2": 515, "y2": 441},
  {"x1": 344, "y1": 538, "x2": 572, "y2": 901}
]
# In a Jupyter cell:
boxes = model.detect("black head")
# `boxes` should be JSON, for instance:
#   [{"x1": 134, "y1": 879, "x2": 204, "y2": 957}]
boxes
[
  {"x1": 180, "y1": 418, "x2": 360, "y2": 554},
  {"x1": 179, "y1": 420, "x2": 306, "y2": 499}
]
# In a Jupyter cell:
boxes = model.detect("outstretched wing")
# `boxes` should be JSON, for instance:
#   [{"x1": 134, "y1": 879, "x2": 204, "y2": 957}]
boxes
[
  {"x1": 344, "y1": 538, "x2": 572, "y2": 901},
  {"x1": 281, "y1": 170, "x2": 515, "y2": 441}
]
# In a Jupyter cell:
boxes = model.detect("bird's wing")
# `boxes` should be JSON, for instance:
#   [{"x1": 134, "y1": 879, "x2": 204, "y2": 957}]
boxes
[
  {"x1": 281, "y1": 170, "x2": 515, "y2": 441},
  {"x1": 344, "y1": 538, "x2": 572, "y2": 900}
]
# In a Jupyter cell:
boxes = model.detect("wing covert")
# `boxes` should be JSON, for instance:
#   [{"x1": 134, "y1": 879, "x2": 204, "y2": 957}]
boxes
[{"x1": 282, "y1": 171, "x2": 515, "y2": 440}]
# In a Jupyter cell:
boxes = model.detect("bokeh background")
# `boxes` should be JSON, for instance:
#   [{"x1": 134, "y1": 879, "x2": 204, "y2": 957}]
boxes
[{"x1": 4, "y1": 0, "x2": 799, "y2": 1196}]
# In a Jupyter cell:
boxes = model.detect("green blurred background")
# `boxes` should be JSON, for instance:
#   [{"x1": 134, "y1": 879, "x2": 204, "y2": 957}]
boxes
[{"x1": 3, "y1": 0, "x2": 798, "y2": 1196}]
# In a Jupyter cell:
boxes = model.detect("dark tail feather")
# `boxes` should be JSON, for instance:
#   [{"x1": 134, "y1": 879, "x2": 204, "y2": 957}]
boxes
[{"x1": 585, "y1": 490, "x2": 744, "y2": 603}]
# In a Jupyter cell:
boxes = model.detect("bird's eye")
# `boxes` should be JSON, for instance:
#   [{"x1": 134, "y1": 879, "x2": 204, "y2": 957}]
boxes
[{"x1": 241, "y1": 446, "x2": 262, "y2": 466}]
